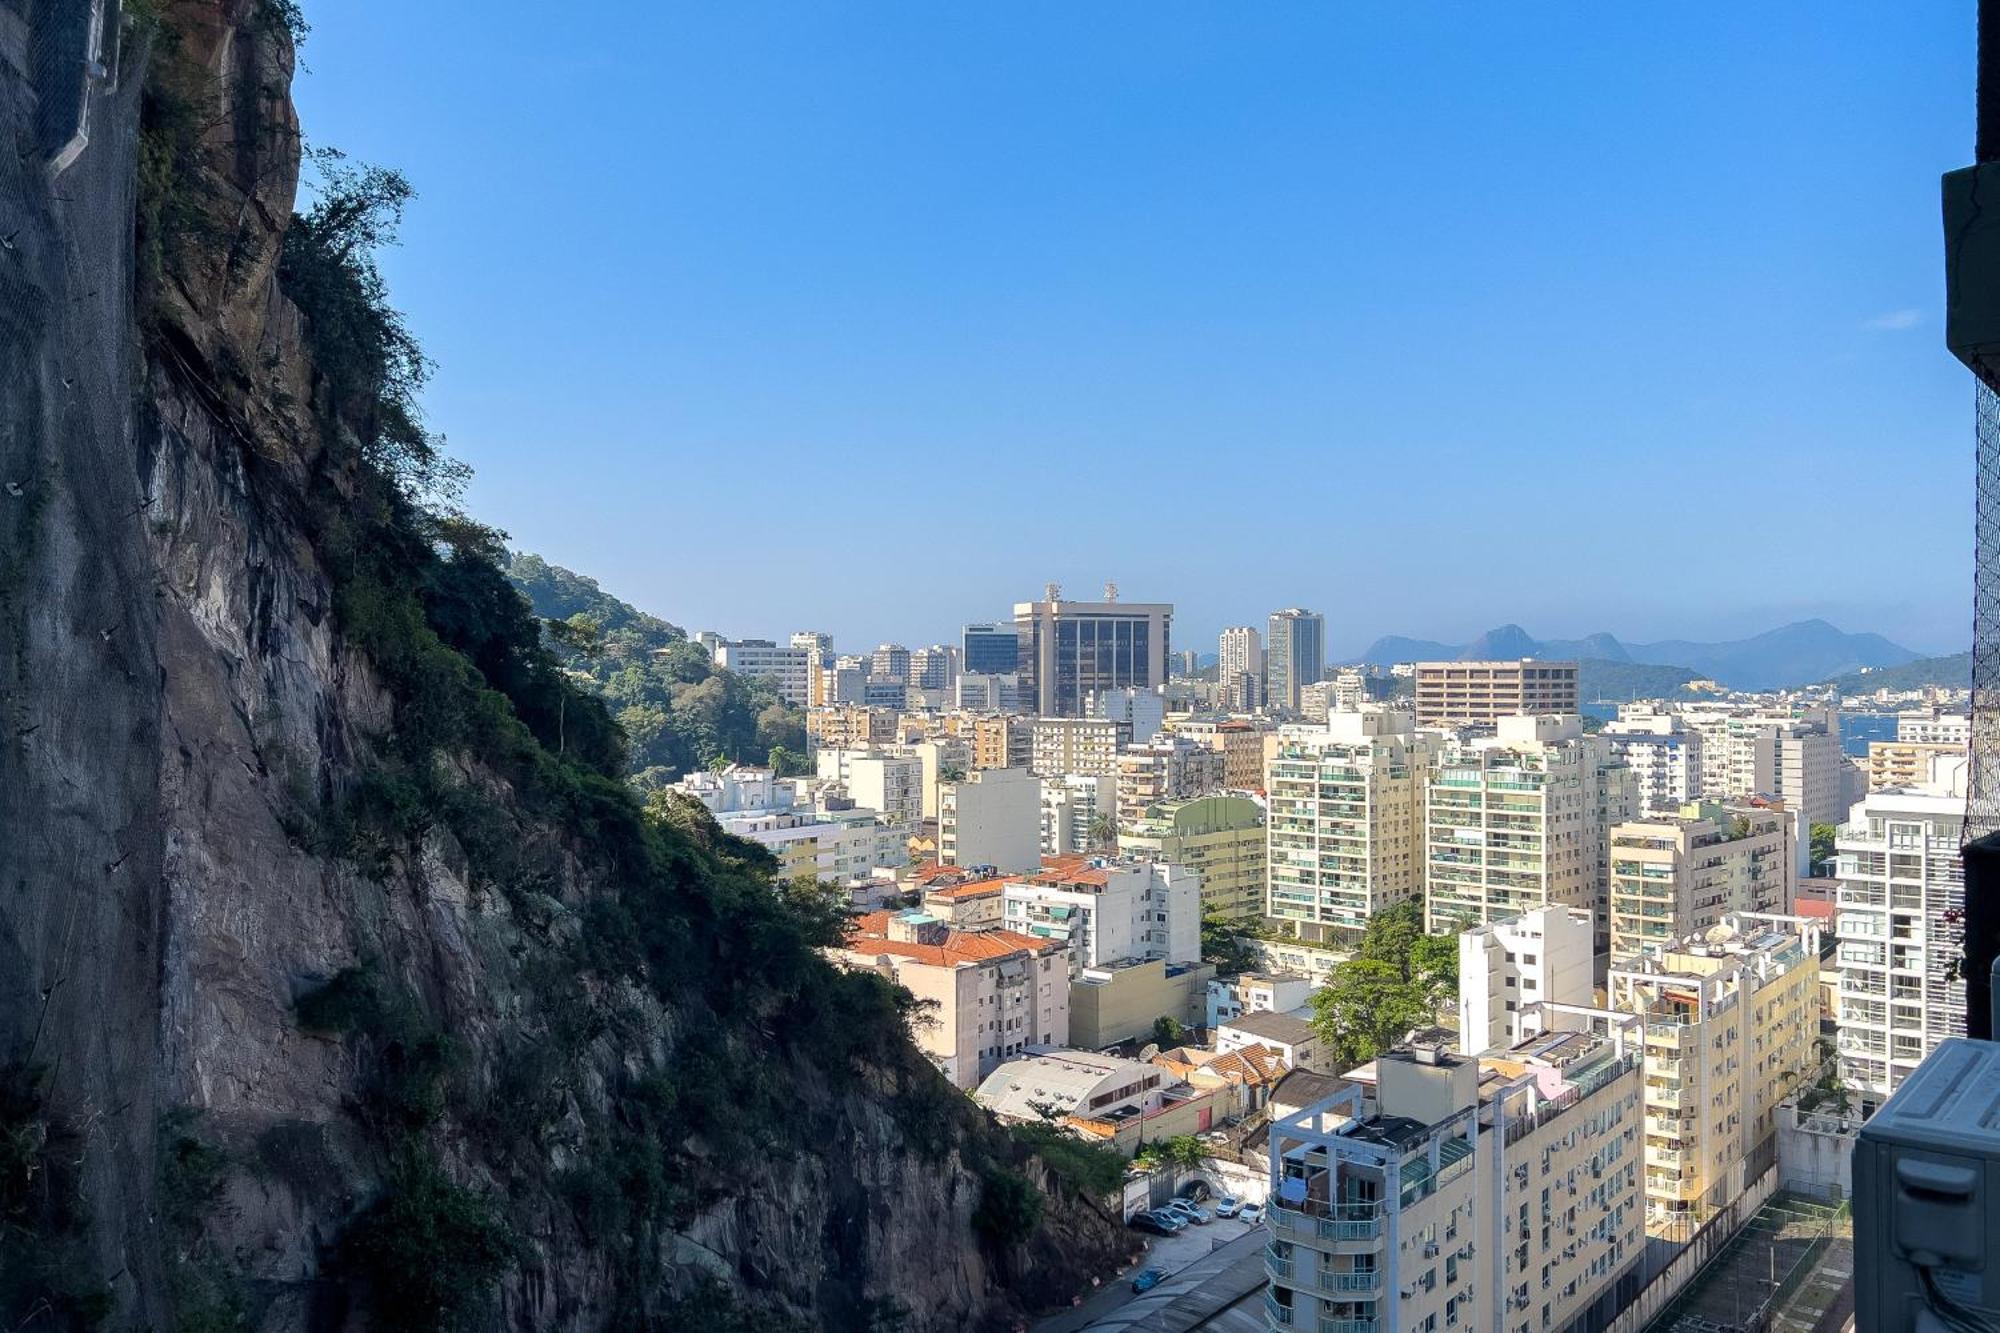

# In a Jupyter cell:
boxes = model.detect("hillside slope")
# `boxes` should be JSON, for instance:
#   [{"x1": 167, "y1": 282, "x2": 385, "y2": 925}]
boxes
[{"x1": 0, "y1": 5, "x2": 1124, "y2": 1330}]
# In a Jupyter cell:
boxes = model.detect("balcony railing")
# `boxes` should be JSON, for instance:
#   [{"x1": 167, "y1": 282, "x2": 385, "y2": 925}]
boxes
[
  {"x1": 1264, "y1": 1291, "x2": 1295, "y2": 1327},
  {"x1": 1271, "y1": 1201, "x2": 1385, "y2": 1242},
  {"x1": 1320, "y1": 1272, "x2": 1382, "y2": 1295},
  {"x1": 1321, "y1": 1322, "x2": 1379, "y2": 1333},
  {"x1": 1266, "y1": 1245, "x2": 1294, "y2": 1280}
]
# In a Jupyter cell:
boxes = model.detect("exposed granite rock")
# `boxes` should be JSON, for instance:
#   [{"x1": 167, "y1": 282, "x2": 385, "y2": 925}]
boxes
[{"x1": 0, "y1": 3, "x2": 1133, "y2": 1329}]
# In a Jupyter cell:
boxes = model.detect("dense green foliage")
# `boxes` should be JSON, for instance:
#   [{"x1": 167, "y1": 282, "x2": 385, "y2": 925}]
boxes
[
  {"x1": 160, "y1": 1113, "x2": 247, "y2": 1332},
  {"x1": 1309, "y1": 904, "x2": 1458, "y2": 1070},
  {"x1": 972, "y1": 1167, "x2": 1043, "y2": 1249},
  {"x1": 1576, "y1": 658, "x2": 1701, "y2": 702},
  {"x1": 1007, "y1": 1124, "x2": 1128, "y2": 1198},
  {"x1": 1132, "y1": 1135, "x2": 1205, "y2": 1172},
  {"x1": 1809, "y1": 822, "x2": 1838, "y2": 877},
  {"x1": 338, "y1": 1154, "x2": 513, "y2": 1333},
  {"x1": 507, "y1": 552, "x2": 808, "y2": 784}
]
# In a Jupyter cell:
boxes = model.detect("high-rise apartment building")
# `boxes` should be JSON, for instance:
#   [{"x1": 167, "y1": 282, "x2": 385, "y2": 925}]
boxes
[
  {"x1": 1266, "y1": 1032, "x2": 1643, "y2": 1333},
  {"x1": 956, "y1": 672, "x2": 1022, "y2": 714},
  {"x1": 1164, "y1": 717, "x2": 1269, "y2": 790},
  {"x1": 1833, "y1": 779, "x2": 1967, "y2": 1108},
  {"x1": 1114, "y1": 736, "x2": 1225, "y2": 821},
  {"x1": 1606, "y1": 803, "x2": 1792, "y2": 959},
  {"x1": 1040, "y1": 774, "x2": 1115, "y2": 856},
  {"x1": 1897, "y1": 712, "x2": 1970, "y2": 747},
  {"x1": 789, "y1": 630, "x2": 833, "y2": 665},
  {"x1": 1424, "y1": 715, "x2": 1612, "y2": 933},
  {"x1": 816, "y1": 749, "x2": 923, "y2": 831},
  {"x1": 1119, "y1": 794, "x2": 1267, "y2": 922},
  {"x1": 909, "y1": 645, "x2": 957, "y2": 692},
  {"x1": 1457, "y1": 906, "x2": 1595, "y2": 1055},
  {"x1": 1414, "y1": 660, "x2": 1579, "y2": 726},
  {"x1": 937, "y1": 768, "x2": 1042, "y2": 874},
  {"x1": 1266, "y1": 711, "x2": 1432, "y2": 944},
  {"x1": 871, "y1": 643, "x2": 912, "y2": 684},
  {"x1": 1265, "y1": 608, "x2": 1325, "y2": 715},
  {"x1": 1029, "y1": 716, "x2": 1131, "y2": 779},
  {"x1": 1866, "y1": 741, "x2": 1965, "y2": 790},
  {"x1": 806, "y1": 704, "x2": 895, "y2": 749},
  {"x1": 1012, "y1": 594, "x2": 1172, "y2": 717},
  {"x1": 968, "y1": 714, "x2": 1033, "y2": 771},
  {"x1": 712, "y1": 638, "x2": 812, "y2": 706},
  {"x1": 1603, "y1": 711, "x2": 1703, "y2": 814},
  {"x1": 1219, "y1": 626, "x2": 1263, "y2": 692},
  {"x1": 1089, "y1": 686, "x2": 1166, "y2": 744},
  {"x1": 962, "y1": 622, "x2": 1021, "y2": 676},
  {"x1": 1605, "y1": 916, "x2": 1819, "y2": 1236}
]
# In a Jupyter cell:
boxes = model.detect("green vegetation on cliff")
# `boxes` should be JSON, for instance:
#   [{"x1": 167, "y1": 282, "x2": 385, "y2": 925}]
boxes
[{"x1": 505, "y1": 552, "x2": 809, "y2": 786}]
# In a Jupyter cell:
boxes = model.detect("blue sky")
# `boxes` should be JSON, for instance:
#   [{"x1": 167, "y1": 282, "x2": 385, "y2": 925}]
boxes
[{"x1": 294, "y1": 2, "x2": 1973, "y2": 659}]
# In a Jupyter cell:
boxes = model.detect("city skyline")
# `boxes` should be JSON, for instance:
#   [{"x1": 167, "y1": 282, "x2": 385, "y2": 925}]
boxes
[{"x1": 295, "y1": 2, "x2": 1970, "y2": 656}]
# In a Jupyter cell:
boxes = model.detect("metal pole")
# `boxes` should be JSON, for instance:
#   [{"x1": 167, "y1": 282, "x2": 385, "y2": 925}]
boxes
[{"x1": 1981, "y1": 0, "x2": 2000, "y2": 163}]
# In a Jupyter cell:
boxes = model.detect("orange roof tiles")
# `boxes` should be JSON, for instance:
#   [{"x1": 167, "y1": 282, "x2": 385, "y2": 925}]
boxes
[{"x1": 924, "y1": 876, "x2": 1007, "y2": 900}]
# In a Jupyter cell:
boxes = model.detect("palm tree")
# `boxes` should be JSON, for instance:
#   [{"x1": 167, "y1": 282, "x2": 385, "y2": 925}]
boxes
[{"x1": 1087, "y1": 811, "x2": 1119, "y2": 853}]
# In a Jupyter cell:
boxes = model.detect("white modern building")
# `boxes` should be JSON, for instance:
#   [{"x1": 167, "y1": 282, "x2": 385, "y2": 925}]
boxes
[
  {"x1": 1001, "y1": 856, "x2": 1201, "y2": 971},
  {"x1": 1457, "y1": 906, "x2": 1595, "y2": 1055},
  {"x1": 1603, "y1": 710, "x2": 1703, "y2": 814},
  {"x1": 1833, "y1": 772, "x2": 1968, "y2": 1109},
  {"x1": 1266, "y1": 711, "x2": 1433, "y2": 944},
  {"x1": 712, "y1": 638, "x2": 812, "y2": 705},
  {"x1": 1090, "y1": 686, "x2": 1167, "y2": 744},
  {"x1": 1040, "y1": 773, "x2": 1116, "y2": 856},
  {"x1": 1030, "y1": 716, "x2": 1132, "y2": 778},
  {"x1": 1220, "y1": 626, "x2": 1263, "y2": 692},
  {"x1": 937, "y1": 767, "x2": 1042, "y2": 874},
  {"x1": 1207, "y1": 972, "x2": 1314, "y2": 1029},
  {"x1": 816, "y1": 749, "x2": 923, "y2": 831}
]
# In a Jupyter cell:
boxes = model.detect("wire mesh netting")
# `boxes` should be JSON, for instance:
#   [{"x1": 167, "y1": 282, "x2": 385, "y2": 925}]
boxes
[{"x1": 1970, "y1": 381, "x2": 2000, "y2": 842}]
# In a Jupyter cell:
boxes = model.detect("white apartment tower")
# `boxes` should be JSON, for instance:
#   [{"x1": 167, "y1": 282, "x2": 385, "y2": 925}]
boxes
[
  {"x1": 1457, "y1": 906, "x2": 1595, "y2": 1055},
  {"x1": 1833, "y1": 776, "x2": 1968, "y2": 1108},
  {"x1": 1606, "y1": 802, "x2": 1793, "y2": 960},
  {"x1": 1265, "y1": 608, "x2": 1326, "y2": 715},
  {"x1": 1424, "y1": 715, "x2": 1618, "y2": 934},
  {"x1": 1265, "y1": 711, "x2": 1432, "y2": 944},
  {"x1": 1220, "y1": 626, "x2": 1263, "y2": 692}
]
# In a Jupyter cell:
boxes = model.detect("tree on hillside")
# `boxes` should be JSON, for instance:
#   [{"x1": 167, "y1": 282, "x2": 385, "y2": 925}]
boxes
[{"x1": 1311, "y1": 960, "x2": 1431, "y2": 1071}]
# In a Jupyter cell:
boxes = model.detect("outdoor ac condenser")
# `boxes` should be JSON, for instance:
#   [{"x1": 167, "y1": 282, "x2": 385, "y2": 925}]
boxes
[{"x1": 1854, "y1": 1037, "x2": 2000, "y2": 1331}]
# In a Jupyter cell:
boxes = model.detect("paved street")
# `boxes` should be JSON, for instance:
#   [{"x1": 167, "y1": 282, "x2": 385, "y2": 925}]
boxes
[{"x1": 1033, "y1": 1215, "x2": 1263, "y2": 1333}]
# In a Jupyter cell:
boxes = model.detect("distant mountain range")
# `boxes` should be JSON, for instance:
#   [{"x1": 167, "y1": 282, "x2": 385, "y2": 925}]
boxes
[
  {"x1": 1354, "y1": 620, "x2": 1925, "y2": 692},
  {"x1": 1818, "y1": 652, "x2": 1971, "y2": 695}
]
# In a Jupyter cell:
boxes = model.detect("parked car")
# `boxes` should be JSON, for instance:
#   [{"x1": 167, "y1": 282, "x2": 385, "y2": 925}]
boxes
[
  {"x1": 1238, "y1": 1202, "x2": 1264, "y2": 1225},
  {"x1": 1131, "y1": 1267, "x2": 1167, "y2": 1294},
  {"x1": 1164, "y1": 1200, "x2": 1212, "y2": 1225},
  {"x1": 1145, "y1": 1208, "x2": 1188, "y2": 1232},
  {"x1": 1178, "y1": 1179, "x2": 1212, "y2": 1202},
  {"x1": 1128, "y1": 1213, "x2": 1177, "y2": 1237},
  {"x1": 1215, "y1": 1195, "x2": 1242, "y2": 1218}
]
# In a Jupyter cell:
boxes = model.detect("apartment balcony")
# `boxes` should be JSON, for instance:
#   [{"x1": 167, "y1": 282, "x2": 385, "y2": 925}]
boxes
[
  {"x1": 1321, "y1": 1322, "x2": 1379, "y2": 1333},
  {"x1": 1266, "y1": 1245, "x2": 1295, "y2": 1281},
  {"x1": 1271, "y1": 1202, "x2": 1385, "y2": 1245},
  {"x1": 1265, "y1": 1291, "x2": 1295, "y2": 1328},
  {"x1": 1319, "y1": 1271, "x2": 1383, "y2": 1296}
]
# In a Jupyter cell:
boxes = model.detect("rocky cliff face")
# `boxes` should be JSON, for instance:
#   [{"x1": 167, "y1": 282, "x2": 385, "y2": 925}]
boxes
[{"x1": 0, "y1": 4, "x2": 1129, "y2": 1329}]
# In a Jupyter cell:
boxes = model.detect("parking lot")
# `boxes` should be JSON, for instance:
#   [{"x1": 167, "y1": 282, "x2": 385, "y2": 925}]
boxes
[{"x1": 1033, "y1": 1211, "x2": 1264, "y2": 1333}]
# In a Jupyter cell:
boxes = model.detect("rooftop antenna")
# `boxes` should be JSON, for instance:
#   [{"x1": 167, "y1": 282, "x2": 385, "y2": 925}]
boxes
[
  {"x1": 1044, "y1": 582, "x2": 1061, "y2": 603},
  {"x1": 1104, "y1": 581, "x2": 1119, "y2": 603}
]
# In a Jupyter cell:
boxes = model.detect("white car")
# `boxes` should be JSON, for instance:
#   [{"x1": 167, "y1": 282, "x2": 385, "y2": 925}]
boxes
[
  {"x1": 1215, "y1": 1196, "x2": 1242, "y2": 1218},
  {"x1": 1238, "y1": 1202, "x2": 1264, "y2": 1225}
]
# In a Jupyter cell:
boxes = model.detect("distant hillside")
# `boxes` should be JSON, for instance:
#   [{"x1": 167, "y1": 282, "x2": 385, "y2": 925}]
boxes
[
  {"x1": 507, "y1": 551, "x2": 684, "y2": 646},
  {"x1": 1578, "y1": 659, "x2": 1702, "y2": 702},
  {"x1": 1821, "y1": 652, "x2": 1971, "y2": 695},
  {"x1": 1354, "y1": 619, "x2": 1918, "y2": 690}
]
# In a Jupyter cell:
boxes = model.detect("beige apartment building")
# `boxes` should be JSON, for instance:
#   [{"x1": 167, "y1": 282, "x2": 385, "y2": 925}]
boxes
[
  {"x1": 1607, "y1": 802, "x2": 1792, "y2": 959},
  {"x1": 1266, "y1": 1030, "x2": 1643, "y2": 1333},
  {"x1": 1266, "y1": 711, "x2": 1432, "y2": 944},
  {"x1": 969, "y1": 714, "x2": 1033, "y2": 771},
  {"x1": 1164, "y1": 716, "x2": 1269, "y2": 790},
  {"x1": 837, "y1": 909, "x2": 1069, "y2": 1090},
  {"x1": 1605, "y1": 915, "x2": 1819, "y2": 1237},
  {"x1": 806, "y1": 704, "x2": 897, "y2": 749},
  {"x1": 1865, "y1": 740, "x2": 1965, "y2": 791},
  {"x1": 1413, "y1": 659, "x2": 1579, "y2": 726},
  {"x1": 1030, "y1": 716, "x2": 1131, "y2": 778},
  {"x1": 1115, "y1": 735, "x2": 1225, "y2": 816},
  {"x1": 1119, "y1": 794, "x2": 1267, "y2": 922}
]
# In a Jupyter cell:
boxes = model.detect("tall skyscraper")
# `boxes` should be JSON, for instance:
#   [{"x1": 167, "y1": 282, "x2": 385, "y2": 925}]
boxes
[
  {"x1": 871, "y1": 643, "x2": 912, "y2": 684},
  {"x1": 962, "y1": 623, "x2": 1020, "y2": 676},
  {"x1": 1265, "y1": 608, "x2": 1324, "y2": 715},
  {"x1": 1012, "y1": 592, "x2": 1172, "y2": 718},
  {"x1": 1218, "y1": 626, "x2": 1262, "y2": 692}
]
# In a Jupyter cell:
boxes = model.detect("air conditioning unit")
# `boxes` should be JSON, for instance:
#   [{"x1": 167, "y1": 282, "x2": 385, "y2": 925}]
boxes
[{"x1": 1424, "y1": 1242, "x2": 1439, "y2": 1257}]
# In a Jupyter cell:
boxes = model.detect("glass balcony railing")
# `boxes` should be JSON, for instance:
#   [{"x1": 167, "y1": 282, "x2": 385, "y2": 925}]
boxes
[{"x1": 1320, "y1": 1272, "x2": 1382, "y2": 1294}]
